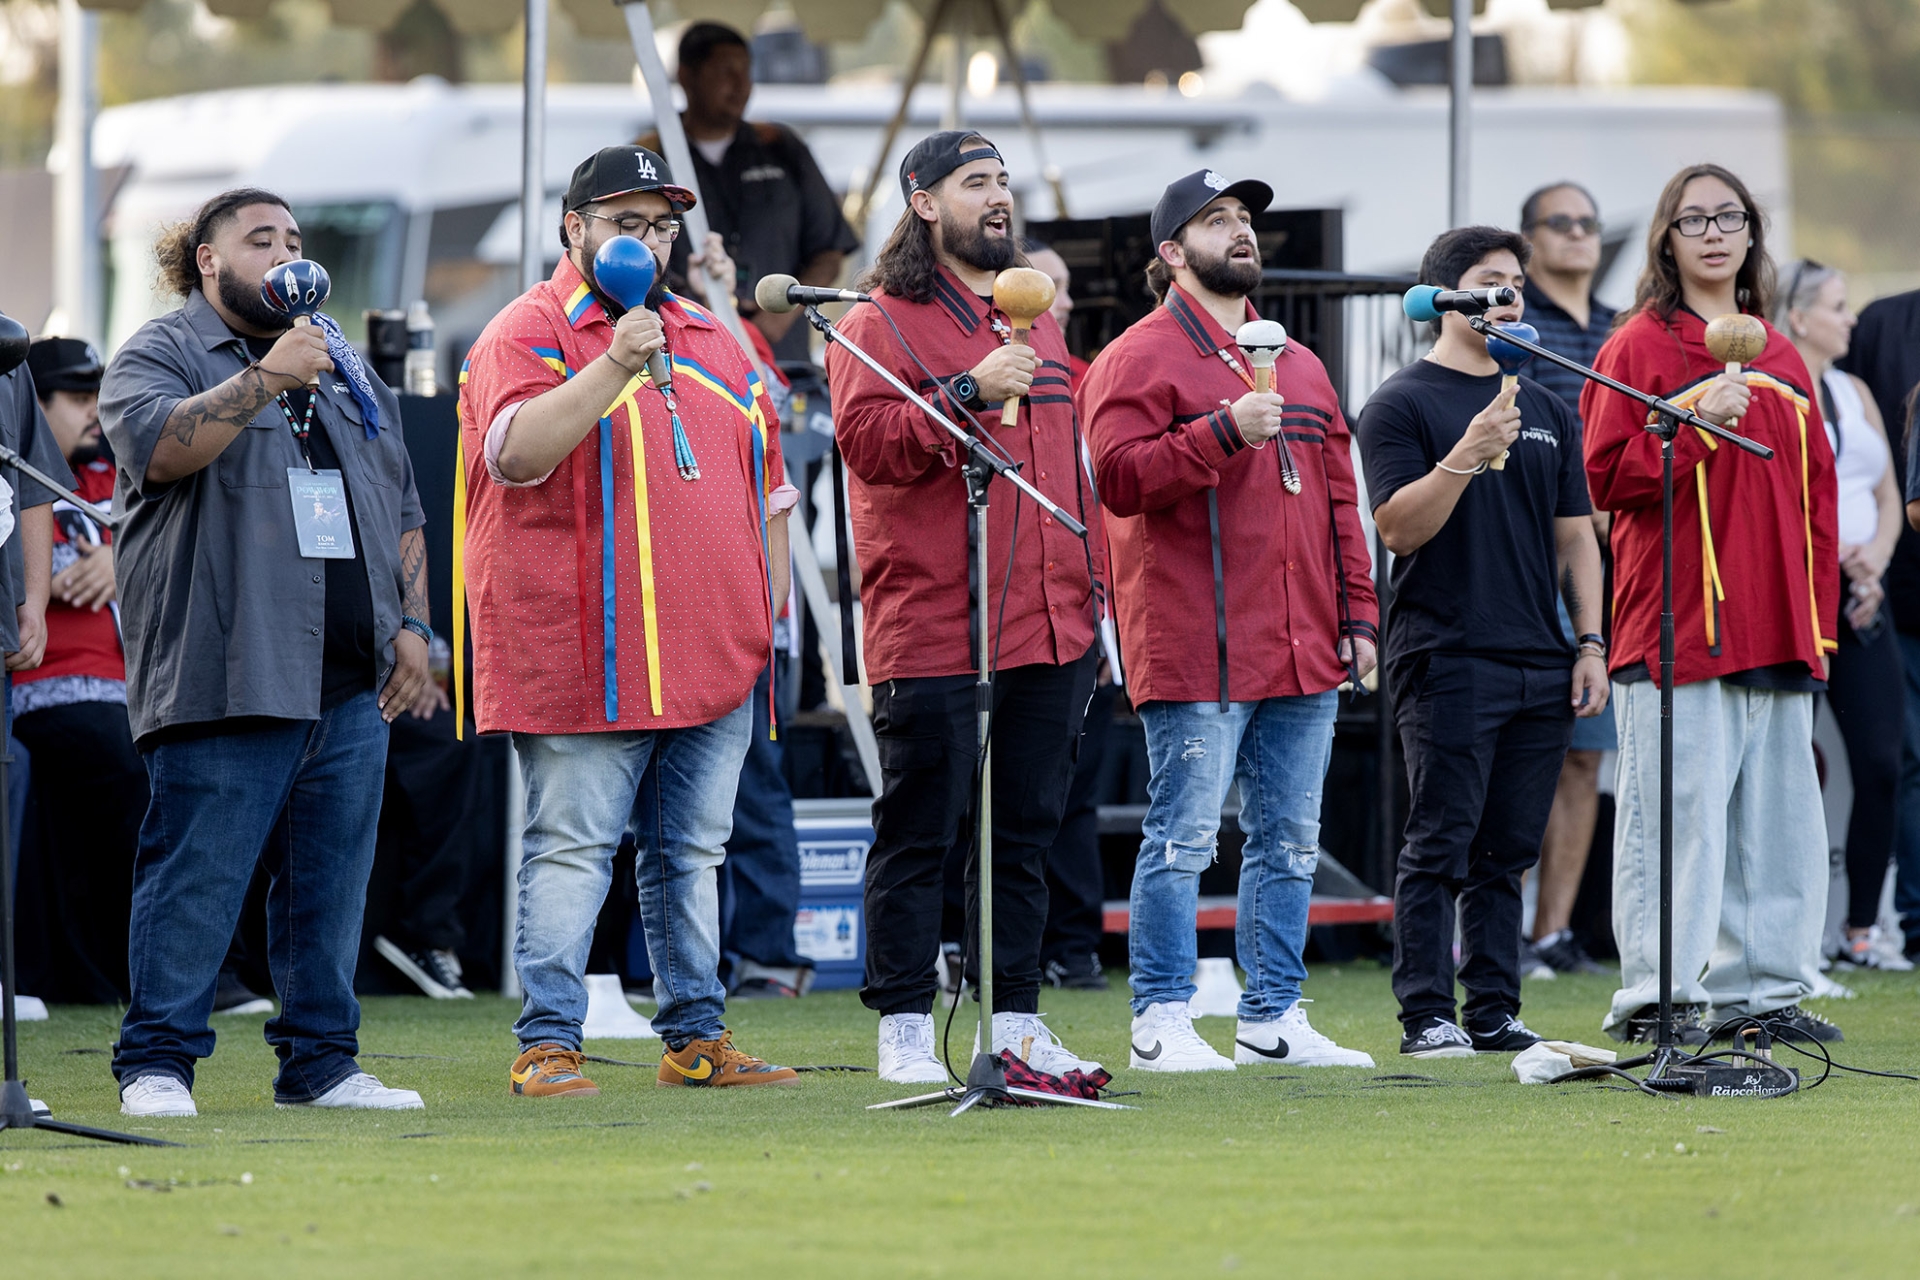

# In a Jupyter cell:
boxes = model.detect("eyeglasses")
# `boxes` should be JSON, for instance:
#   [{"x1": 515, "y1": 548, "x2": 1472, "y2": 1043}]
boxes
[
  {"x1": 1530, "y1": 214, "x2": 1601, "y2": 237},
  {"x1": 1669, "y1": 209, "x2": 1750, "y2": 238},
  {"x1": 580, "y1": 211, "x2": 681, "y2": 241}
]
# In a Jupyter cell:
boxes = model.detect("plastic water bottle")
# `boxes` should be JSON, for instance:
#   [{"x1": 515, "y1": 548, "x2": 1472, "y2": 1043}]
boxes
[{"x1": 404, "y1": 300, "x2": 437, "y2": 396}]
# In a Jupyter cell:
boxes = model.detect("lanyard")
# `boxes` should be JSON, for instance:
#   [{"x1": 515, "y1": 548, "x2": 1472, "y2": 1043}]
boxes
[
  {"x1": 275, "y1": 392, "x2": 320, "y2": 472},
  {"x1": 1213, "y1": 346, "x2": 1300, "y2": 495}
]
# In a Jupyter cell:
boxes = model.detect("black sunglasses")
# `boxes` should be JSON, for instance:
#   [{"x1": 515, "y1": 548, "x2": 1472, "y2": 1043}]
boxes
[{"x1": 1530, "y1": 214, "x2": 1601, "y2": 236}]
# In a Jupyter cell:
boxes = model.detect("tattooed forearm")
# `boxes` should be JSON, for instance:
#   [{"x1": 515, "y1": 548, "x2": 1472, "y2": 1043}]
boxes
[
  {"x1": 399, "y1": 527, "x2": 430, "y2": 624},
  {"x1": 1561, "y1": 564, "x2": 1584, "y2": 623},
  {"x1": 161, "y1": 367, "x2": 280, "y2": 448}
]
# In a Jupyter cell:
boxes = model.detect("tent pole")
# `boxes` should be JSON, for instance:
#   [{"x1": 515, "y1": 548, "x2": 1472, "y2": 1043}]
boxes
[
  {"x1": 520, "y1": 0, "x2": 549, "y2": 292},
  {"x1": 983, "y1": 0, "x2": 1067, "y2": 217},
  {"x1": 1448, "y1": 0, "x2": 1471, "y2": 228},
  {"x1": 847, "y1": 0, "x2": 953, "y2": 233},
  {"x1": 53, "y1": 0, "x2": 99, "y2": 342}
]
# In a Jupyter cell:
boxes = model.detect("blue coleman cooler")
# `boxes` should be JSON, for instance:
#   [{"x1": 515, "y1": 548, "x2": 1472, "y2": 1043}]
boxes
[{"x1": 792, "y1": 798, "x2": 873, "y2": 990}]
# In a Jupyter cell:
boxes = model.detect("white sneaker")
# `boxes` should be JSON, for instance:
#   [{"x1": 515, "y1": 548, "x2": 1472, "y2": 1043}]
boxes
[
  {"x1": 1235, "y1": 1000, "x2": 1375, "y2": 1068},
  {"x1": 974, "y1": 1011, "x2": 1102, "y2": 1076},
  {"x1": 278, "y1": 1072, "x2": 424, "y2": 1111},
  {"x1": 1188, "y1": 957, "x2": 1244, "y2": 1017},
  {"x1": 877, "y1": 1013, "x2": 948, "y2": 1084},
  {"x1": 120, "y1": 1075, "x2": 197, "y2": 1118},
  {"x1": 1129, "y1": 1001, "x2": 1235, "y2": 1071}
]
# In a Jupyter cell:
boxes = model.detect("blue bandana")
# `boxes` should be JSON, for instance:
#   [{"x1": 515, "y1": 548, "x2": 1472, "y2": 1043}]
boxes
[{"x1": 313, "y1": 313, "x2": 383, "y2": 438}]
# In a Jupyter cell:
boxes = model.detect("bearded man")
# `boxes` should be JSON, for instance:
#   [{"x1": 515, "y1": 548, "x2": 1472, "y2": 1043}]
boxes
[
  {"x1": 1081, "y1": 170, "x2": 1379, "y2": 1072},
  {"x1": 826, "y1": 131, "x2": 1105, "y2": 1083}
]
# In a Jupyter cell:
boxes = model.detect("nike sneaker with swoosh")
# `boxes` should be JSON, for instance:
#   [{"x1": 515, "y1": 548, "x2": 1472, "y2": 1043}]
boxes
[
  {"x1": 1234, "y1": 1000, "x2": 1374, "y2": 1067},
  {"x1": 510, "y1": 1042, "x2": 600, "y2": 1098},
  {"x1": 656, "y1": 1030, "x2": 800, "y2": 1088},
  {"x1": 1129, "y1": 1000, "x2": 1233, "y2": 1072}
]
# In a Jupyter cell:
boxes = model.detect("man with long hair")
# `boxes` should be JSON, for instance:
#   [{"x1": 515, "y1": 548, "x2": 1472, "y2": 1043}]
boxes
[
  {"x1": 1586, "y1": 163, "x2": 1842, "y2": 1046},
  {"x1": 827, "y1": 131, "x2": 1103, "y2": 1083},
  {"x1": 1080, "y1": 171, "x2": 1378, "y2": 1071},
  {"x1": 100, "y1": 188, "x2": 430, "y2": 1116}
]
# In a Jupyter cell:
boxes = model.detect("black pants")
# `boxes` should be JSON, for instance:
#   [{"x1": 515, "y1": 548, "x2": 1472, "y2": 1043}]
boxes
[
  {"x1": 1042, "y1": 678, "x2": 1117, "y2": 965},
  {"x1": 13, "y1": 700, "x2": 147, "y2": 1003},
  {"x1": 1391, "y1": 653, "x2": 1573, "y2": 1031},
  {"x1": 376, "y1": 711, "x2": 485, "y2": 953},
  {"x1": 1826, "y1": 613, "x2": 1904, "y2": 928},
  {"x1": 862, "y1": 646, "x2": 1098, "y2": 1016}
]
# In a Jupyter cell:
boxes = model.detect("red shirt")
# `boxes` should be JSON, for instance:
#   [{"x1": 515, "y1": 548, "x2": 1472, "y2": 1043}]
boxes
[
  {"x1": 1584, "y1": 307, "x2": 1839, "y2": 687},
  {"x1": 1083, "y1": 285, "x2": 1377, "y2": 705},
  {"x1": 16, "y1": 459, "x2": 122, "y2": 686},
  {"x1": 459, "y1": 257, "x2": 784, "y2": 734},
  {"x1": 827, "y1": 268, "x2": 1104, "y2": 681}
]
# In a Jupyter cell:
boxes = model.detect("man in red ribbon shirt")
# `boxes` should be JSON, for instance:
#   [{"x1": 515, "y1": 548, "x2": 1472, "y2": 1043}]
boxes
[
  {"x1": 828, "y1": 131, "x2": 1104, "y2": 1084},
  {"x1": 1083, "y1": 170, "x2": 1379, "y2": 1073},
  {"x1": 461, "y1": 145, "x2": 799, "y2": 1097}
]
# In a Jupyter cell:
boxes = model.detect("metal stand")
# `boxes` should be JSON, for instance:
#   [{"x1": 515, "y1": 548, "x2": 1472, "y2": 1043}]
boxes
[
  {"x1": 795, "y1": 306, "x2": 1127, "y2": 1114},
  {"x1": 1461, "y1": 317, "x2": 1786, "y2": 1095}
]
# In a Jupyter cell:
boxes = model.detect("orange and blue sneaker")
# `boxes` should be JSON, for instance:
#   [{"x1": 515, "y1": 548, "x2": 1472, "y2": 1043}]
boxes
[
  {"x1": 656, "y1": 1030, "x2": 799, "y2": 1088},
  {"x1": 510, "y1": 1043, "x2": 600, "y2": 1098}
]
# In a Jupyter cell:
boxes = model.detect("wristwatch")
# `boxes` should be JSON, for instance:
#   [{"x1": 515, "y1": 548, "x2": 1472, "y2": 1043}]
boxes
[
  {"x1": 1576, "y1": 632, "x2": 1606, "y2": 656},
  {"x1": 948, "y1": 371, "x2": 984, "y2": 412},
  {"x1": 401, "y1": 614, "x2": 434, "y2": 646}
]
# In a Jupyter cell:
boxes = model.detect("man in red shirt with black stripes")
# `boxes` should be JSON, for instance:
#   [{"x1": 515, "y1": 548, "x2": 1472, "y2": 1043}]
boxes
[
  {"x1": 1082, "y1": 170, "x2": 1378, "y2": 1073},
  {"x1": 828, "y1": 131, "x2": 1103, "y2": 1084}
]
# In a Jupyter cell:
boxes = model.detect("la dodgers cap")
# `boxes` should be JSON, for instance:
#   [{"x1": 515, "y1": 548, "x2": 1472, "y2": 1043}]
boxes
[{"x1": 565, "y1": 145, "x2": 697, "y2": 214}]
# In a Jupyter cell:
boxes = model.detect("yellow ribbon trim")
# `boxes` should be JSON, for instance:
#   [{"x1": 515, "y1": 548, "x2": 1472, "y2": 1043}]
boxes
[
  {"x1": 611, "y1": 375, "x2": 665, "y2": 717},
  {"x1": 452, "y1": 369, "x2": 470, "y2": 742}
]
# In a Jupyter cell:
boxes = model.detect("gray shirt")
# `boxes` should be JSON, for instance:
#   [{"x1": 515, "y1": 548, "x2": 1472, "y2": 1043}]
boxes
[
  {"x1": 0, "y1": 367, "x2": 73, "y2": 654},
  {"x1": 100, "y1": 291, "x2": 424, "y2": 743}
]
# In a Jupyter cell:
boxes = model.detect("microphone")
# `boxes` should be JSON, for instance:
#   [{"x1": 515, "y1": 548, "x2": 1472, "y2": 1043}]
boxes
[
  {"x1": 1402, "y1": 285, "x2": 1520, "y2": 323},
  {"x1": 754, "y1": 274, "x2": 871, "y2": 314},
  {"x1": 592, "y1": 235, "x2": 672, "y2": 392}
]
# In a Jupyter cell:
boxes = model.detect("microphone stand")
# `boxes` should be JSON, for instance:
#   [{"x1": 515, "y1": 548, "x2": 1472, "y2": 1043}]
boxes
[
  {"x1": 1465, "y1": 316, "x2": 1787, "y2": 1096},
  {"x1": 798, "y1": 304, "x2": 1128, "y2": 1116},
  {"x1": 0, "y1": 446, "x2": 164, "y2": 1146}
]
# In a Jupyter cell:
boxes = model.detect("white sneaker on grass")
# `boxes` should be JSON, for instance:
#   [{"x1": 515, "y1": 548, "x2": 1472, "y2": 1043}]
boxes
[
  {"x1": 277, "y1": 1072, "x2": 424, "y2": 1111},
  {"x1": 877, "y1": 1013, "x2": 948, "y2": 1084},
  {"x1": 973, "y1": 1011, "x2": 1102, "y2": 1076},
  {"x1": 120, "y1": 1075, "x2": 197, "y2": 1118},
  {"x1": 1129, "y1": 1001, "x2": 1234, "y2": 1072},
  {"x1": 1235, "y1": 1000, "x2": 1375, "y2": 1067}
]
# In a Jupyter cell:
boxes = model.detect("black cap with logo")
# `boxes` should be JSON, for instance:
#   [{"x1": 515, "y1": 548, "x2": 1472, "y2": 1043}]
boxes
[
  {"x1": 898, "y1": 130, "x2": 1004, "y2": 202},
  {"x1": 27, "y1": 336, "x2": 103, "y2": 395},
  {"x1": 1151, "y1": 169, "x2": 1274, "y2": 248},
  {"x1": 565, "y1": 145, "x2": 698, "y2": 215}
]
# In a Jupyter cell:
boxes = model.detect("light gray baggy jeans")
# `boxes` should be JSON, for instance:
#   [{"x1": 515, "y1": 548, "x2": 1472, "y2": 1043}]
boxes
[{"x1": 1605, "y1": 677, "x2": 1826, "y2": 1037}]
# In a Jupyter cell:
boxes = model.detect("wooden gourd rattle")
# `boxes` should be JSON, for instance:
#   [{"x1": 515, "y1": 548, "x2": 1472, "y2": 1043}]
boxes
[
  {"x1": 1482, "y1": 321, "x2": 1538, "y2": 472},
  {"x1": 1234, "y1": 318, "x2": 1300, "y2": 494},
  {"x1": 1704, "y1": 314, "x2": 1766, "y2": 428},
  {"x1": 992, "y1": 267, "x2": 1056, "y2": 427},
  {"x1": 260, "y1": 259, "x2": 333, "y2": 388}
]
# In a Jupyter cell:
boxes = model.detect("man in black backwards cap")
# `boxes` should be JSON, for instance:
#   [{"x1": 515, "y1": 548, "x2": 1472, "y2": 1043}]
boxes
[{"x1": 826, "y1": 130, "x2": 1106, "y2": 1085}]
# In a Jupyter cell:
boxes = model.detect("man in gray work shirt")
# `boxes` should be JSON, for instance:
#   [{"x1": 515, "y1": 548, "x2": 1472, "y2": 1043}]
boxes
[{"x1": 101, "y1": 187, "x2": 433, "y2": 1119}]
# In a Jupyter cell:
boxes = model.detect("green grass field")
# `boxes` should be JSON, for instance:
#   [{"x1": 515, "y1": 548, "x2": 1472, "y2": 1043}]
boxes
[{"x1": 5, "y1": 966, "x2": 1918, "y2": 1278}]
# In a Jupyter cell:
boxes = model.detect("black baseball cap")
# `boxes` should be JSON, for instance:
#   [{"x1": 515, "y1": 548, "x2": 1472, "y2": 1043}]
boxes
[
  {"x1": 565, "y1": 145, "x2": 697, "y2": 214},
  {"x1": 1151, "y1": 169, "x2": 1274, "y2": 247},
  {"x1": 27, "y1": 336, "x2": 102, "y2": 395},
  {"x1": 899, "y1": 130, "x2": 1004, "y2": 202}
]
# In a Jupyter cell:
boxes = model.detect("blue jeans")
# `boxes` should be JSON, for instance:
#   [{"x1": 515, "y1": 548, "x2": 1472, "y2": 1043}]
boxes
[
  {"x1": 512, "y1": 698, "x2": 752, "y2": 1051},
  {"x1": 1129, "y1": 693, "x2": 1338, "y2": 1020},
  {"x1": 1894, "y1": 632, "x2": 1920, "y2": 947},
  {"x1": 721, "y1": 667, "x2": 806, "y2": 977},
  {"x1": 112, "y1": 694, "x2": 389, "y2": 1101}
]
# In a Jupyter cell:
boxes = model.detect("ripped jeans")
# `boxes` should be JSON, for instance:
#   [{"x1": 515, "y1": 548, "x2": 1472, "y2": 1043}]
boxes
[{"x1": 1128, "y1": 693, "x2": 1338, "y2": 1020}]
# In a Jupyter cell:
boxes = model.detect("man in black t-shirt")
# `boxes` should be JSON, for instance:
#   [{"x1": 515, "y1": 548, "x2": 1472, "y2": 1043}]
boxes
[{"x1": 1358, "y1": 226, "x2": 1609, "y2": 1059}]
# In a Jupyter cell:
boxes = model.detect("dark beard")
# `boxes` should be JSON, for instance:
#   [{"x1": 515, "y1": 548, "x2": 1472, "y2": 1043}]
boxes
[
  {"x1": 216, "y1": 264, "x2": 294, "y2": 334},
  {"x1": 940, "y1": 210, "x2": 1018, "y2": 274},
  {"x1": 68, "y1": 436, "x2": 104, "y2": 467},
  {"x1": 1188, "y1": 242, "x2": 1263, "y2": 298}
]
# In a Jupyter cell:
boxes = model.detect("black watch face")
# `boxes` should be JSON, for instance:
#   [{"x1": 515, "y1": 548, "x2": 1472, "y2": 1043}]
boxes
[{"x1": 953, "y1": 373, "x2": 977, "y2": 402}]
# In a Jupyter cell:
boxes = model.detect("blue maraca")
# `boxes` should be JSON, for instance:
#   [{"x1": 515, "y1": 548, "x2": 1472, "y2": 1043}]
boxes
[
  {"x1": 592, "y1": 234, "x2": 697, "y2": 478},
  {"x1": 1481, "y1": 321, "x2": 1538, "y2": 472},
  {"x1": 260, "y1": 259, "x2": 332, "y2": 387}
]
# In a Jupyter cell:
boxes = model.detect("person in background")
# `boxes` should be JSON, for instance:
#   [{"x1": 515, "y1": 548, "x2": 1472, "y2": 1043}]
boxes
[
  {"x1": 1586, "y1": 164, "x2": 1840, "y2": 1047},
  {"x1": 643, "y1": 21, "x2": 860, "y2": 366},
  {"x1": 1360, "y1": 225, "x2": 1607, "y2": 1059},
  {"x1": 1021, "y1": 239, "x2": 1088, "y2": 391},
  {"x1": 1838, "y1": 285, "x2": 1920, "y2": 960},
  {"x1": 1517, "y1": 181, "x2": 1616, "y2": 978},
  {"x1": 101, "y1": 187, "x2": 430, "y2": 1117},
  {"x1": 1774, "y1": 260, "x2": 1907, "y2": 972},
  {"x1": 10, "y1": 338, "x2": 142, "y2": 1005}
]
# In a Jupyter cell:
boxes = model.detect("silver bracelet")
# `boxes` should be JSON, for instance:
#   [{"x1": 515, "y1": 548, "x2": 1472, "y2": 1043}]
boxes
[{"x1": 1435, "y1": 459, "x2": 1486, "y2": 477}]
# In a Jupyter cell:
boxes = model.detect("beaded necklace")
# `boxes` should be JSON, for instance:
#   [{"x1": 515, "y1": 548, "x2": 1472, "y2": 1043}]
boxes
[{"x1": 275, "y1": 389, "x2": 321, "y2": 471}]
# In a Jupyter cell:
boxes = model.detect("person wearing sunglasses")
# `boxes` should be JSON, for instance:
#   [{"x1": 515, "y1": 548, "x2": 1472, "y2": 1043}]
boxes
[
  {"x1": 1585, "y1": 164, "x2": 1842, "y2": 1049},
  {"x1": 1516, "y1": 182, "x2": 1617, "y2": 983},
  {"x1": 1773, "y1": 260, "x2": 1907, "y2": 975}
]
